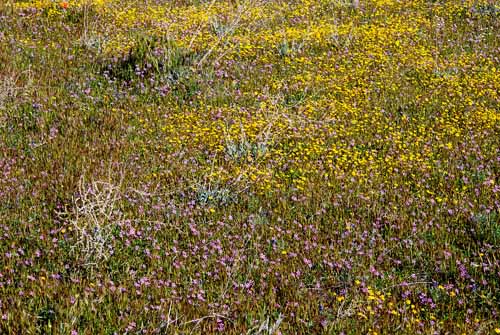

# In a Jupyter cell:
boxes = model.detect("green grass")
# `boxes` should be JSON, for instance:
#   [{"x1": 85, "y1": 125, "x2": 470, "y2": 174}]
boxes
[{"x1": 0, "y1": 0, "x2": 499, "y2": 334}]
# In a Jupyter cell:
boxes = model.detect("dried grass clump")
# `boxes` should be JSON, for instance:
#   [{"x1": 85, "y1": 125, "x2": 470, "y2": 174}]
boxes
[{"x1": 61, "y1": 177, "x2": 123, "y2": 265}]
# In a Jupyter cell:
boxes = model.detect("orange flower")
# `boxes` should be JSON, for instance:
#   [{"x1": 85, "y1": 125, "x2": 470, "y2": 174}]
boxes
[{"x1": 60, "y1": 1, "x2": 69, "y2": 9}]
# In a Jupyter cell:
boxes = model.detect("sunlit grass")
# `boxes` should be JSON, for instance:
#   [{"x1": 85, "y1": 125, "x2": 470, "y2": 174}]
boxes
[{"x1": 0, "y1": 0, "x2": 499, "y2": 333}]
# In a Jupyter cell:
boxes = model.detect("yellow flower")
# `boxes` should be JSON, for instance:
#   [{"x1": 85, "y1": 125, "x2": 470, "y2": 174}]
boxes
[{"x1": 357, "y1": 312, "x2": 367, "y2": 319}]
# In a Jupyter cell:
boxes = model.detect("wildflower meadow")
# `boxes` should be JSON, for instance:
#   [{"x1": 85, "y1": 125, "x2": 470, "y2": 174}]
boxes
[{"x1": 0, "y1": 0, "x2": 499, "y2": 333}]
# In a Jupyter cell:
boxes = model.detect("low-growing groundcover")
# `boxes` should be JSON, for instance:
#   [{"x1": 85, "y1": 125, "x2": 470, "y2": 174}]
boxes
[{"x1": 0, "y1": 0, "x2": 499, "y2": 333}]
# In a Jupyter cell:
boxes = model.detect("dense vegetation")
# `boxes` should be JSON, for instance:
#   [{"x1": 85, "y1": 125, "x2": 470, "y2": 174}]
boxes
[{"x1": 0, "y1": 0, "x2": 499, "y2": 333}]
